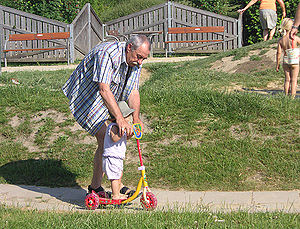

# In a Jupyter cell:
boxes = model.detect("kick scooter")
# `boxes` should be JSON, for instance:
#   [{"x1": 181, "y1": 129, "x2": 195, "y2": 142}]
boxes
[{"x1": 85, "y1": 123, "x2": 157, "y2": 210}]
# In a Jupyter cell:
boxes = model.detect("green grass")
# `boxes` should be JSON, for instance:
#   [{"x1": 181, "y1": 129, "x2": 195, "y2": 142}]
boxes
[
  {"x1": 0, "y1": 40, "x2": 299, "y2": 191},
  {"x1": 0, "y1": 205, "x2": 299, "y2": 228}
]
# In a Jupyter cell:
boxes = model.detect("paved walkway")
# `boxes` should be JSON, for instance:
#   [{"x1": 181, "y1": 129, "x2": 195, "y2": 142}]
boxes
[
  {"x1": 1, "y1": 184, "x2": 299, "y2": 213},
  {"x1": 1, "y1": 56, "x2": 205, "y2": 73}
]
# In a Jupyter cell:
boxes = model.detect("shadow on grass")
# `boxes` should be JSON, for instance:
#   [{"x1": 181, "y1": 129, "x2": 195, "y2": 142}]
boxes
[
  {"x1": 0, "y1": 159, "x2": 86, "y2": 208},
  {"x1": 241, "y1": 88, "x2": 300, "y2": 98}
]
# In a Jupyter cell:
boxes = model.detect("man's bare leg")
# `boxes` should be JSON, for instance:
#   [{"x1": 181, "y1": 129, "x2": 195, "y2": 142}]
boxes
[
  {"x1": 263, "y1": 29, "x2": 269, "y2": 41},
  {"x1": 269, "y1": 27, "x2": 276, "y2": 40},
  {"x1": 90, "y1": 122, "x2": 108, "y2": 190}
]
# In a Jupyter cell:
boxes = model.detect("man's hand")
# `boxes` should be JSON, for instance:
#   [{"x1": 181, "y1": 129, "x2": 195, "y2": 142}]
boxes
[{"x1": 116, "y1": 117, "x2": 133, "y2": 136}]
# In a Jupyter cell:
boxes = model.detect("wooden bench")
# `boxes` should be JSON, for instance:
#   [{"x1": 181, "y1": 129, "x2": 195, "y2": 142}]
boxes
[
  {"x1": 165, "y1": 26, "x2": 225, "y2": 57},
  {"x1": 3, "y1": 32, "x2": 70, "y2": 67}
]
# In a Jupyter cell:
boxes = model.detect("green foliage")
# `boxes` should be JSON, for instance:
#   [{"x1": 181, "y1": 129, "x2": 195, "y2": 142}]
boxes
[
  {"x1": 1, "y1": 0, "x2": 80, "y2": 23},
  {"x1": 178, "y1": 0, "x2": 240, "y2": 18}
]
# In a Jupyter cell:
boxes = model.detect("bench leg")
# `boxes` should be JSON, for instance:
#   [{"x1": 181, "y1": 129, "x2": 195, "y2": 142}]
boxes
[{"x1": 165, "y1": 44, "x2": 168, "y2": 58}]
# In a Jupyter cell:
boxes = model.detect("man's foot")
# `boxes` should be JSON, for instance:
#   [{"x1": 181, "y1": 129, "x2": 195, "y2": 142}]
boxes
[{"x1": 88, "y1": 185, "x2": 111, "y2": 198}]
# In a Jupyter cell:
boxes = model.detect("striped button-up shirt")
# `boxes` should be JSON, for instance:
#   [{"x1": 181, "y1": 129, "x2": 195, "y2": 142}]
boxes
[{"x1": 62, "y1": 41, "x2": 141, "y2": 136}]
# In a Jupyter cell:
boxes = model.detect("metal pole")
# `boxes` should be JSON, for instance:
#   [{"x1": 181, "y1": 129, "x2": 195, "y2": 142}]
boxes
[
  {"x1": 238, "y1": 14, "x2": 243, "y2": 48},
  {"x1": 167, "y1": 1, "x2": 172, "y2": 54},
  {"x1": 102, "y1": 24, "x2": 106, "y2": 42},
  {"x1": 0, "y1": 9, "x2": 3, "y2": 75},
  {"x1": 88, "y1": 3, "x2": 92, "y2": 51}
]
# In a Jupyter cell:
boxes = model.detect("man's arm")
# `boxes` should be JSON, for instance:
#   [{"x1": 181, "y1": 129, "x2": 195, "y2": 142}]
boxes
[
  {"x1": 237, "y1": 0, "x2": 258, "y2": 14},
  {"x1": 291, "y1": 3, "x2": 300, "y2": 39},
  {"x1": 277, "y1": 0, "x2": 286, "y2": 18},
  {"x1": 128, "y1": 89, "x2": 144, "y2": 132},
  {"x1": 99, "y1": 82, "x2": 132, "y2": 135}
]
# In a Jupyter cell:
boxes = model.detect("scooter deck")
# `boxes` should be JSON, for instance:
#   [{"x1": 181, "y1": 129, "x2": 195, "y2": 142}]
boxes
[{"x1": 98, "y1": 197, "x2": 127, "y2": 205}]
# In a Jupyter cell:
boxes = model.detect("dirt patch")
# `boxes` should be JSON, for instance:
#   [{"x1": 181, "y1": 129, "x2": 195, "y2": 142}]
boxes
[{"x1": 211, "y1": 46, "x2": 277, "y2": 74}]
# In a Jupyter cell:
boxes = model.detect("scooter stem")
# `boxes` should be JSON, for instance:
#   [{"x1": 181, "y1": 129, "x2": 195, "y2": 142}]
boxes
[{"x1": 136, "y1": 138, "x2": 144, "y2": 166}]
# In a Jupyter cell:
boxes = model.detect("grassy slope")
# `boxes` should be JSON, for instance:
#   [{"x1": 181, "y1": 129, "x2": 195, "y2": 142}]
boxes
[{"x1": 0, "y1": 40, "x2": 299, "y2": 191}]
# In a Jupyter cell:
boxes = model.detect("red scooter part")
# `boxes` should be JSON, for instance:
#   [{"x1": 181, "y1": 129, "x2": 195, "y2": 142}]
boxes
[
  {"x1": 140, "y1": 192, "x2": 157, "y2": 210},
  {"x1": 85, "y1": 191, "x2": 100, "y2": 210}
]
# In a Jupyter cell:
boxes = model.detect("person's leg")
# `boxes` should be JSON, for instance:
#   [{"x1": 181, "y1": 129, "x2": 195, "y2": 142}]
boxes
[
  {"x1": 283, "y1": 64, "x2": 291, "y2": 95},
  {"x1": 268, "y1": 27, "x2": 276, "y2": 40},
  {"x1": 290, "y1": 65, "x2": 299, "y2": 98},
  {"x1": 90, "y1": 122, "x2": 108, "y2": 190},
  {"x1": 111, "y1": 173, "x2": 127, "y2": 199},
  {"x1": 263, "y1": 29, "x2": 269, "y2": 41}
]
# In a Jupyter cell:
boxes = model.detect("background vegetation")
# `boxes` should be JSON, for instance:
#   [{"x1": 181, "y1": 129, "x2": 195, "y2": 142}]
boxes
[{"x1": 1, "y1": 0, "x2": 299, "y2": 45}]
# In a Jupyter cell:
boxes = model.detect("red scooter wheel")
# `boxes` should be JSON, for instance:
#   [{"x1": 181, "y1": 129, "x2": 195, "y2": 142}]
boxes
[
  {"x1": 140, "y1": 192, "x2": 157, "y2": 210},
  {"x1": 85, "y1": 192, "x2": 100, "y2": 210}
]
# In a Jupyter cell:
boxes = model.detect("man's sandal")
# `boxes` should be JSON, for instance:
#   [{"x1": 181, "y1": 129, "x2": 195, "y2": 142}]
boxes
[
  {"x1": 88, "y1": 185, "x2": 111, "y2": 199},
  {"x1": 120, "y1": 186, "x2": 141, "y2": 198}
]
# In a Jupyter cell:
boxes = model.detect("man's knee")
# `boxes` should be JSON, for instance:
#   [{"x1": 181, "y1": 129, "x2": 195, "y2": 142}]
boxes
[{"x1": 95, "y1": 122, "x2": 108, "y2": 146}]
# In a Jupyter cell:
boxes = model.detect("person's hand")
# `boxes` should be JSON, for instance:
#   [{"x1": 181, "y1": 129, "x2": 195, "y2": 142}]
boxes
[
  {"x1": 116, "y1": 117, "x2": 132, "y2": 136},
  {"x1": 133, "y1": 117, "x2": 144, "y2": 133},
  {"x1": 237, "y1": 9, "x2": 245, "y2": 14},
  {"x1": 290, "y1": 28, "x2": 298, "y2": 40},
  {"x1": 276, "y1": 64, "x2": 280, "y2": 72}
]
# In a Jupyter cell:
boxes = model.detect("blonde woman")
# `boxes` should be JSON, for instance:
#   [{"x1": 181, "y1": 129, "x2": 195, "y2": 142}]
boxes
[{"x1": 276, "y1": 18, "x2": 300, "y2": 98}]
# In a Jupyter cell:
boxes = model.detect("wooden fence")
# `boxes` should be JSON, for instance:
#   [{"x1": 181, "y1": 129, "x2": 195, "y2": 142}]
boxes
[
  {"x1": 0, "y1": 1, "x2": 242, "y2": 68},
  {"x1": 0, "y1": 4, "x2": 74, "y2": 63},
  {"x1": 105, "y1": 1, "x2": 242, "y2": 54},
  {"x1": 71, "y1": 3, "x2": 104, "y2": 60}
]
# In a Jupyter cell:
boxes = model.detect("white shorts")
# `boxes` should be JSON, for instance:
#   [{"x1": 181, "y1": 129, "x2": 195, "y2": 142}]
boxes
[{"x1": 103, "y1": 157, "x2": 123, "y2": 180}]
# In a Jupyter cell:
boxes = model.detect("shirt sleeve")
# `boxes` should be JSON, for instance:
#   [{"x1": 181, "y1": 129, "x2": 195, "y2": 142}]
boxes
[{"x1": 92, "y1": 51, "x2": 114, "y2": 84}]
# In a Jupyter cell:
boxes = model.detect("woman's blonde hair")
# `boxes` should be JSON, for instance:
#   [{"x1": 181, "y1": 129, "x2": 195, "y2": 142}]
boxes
[{"x1": 279, "y1": 18, "x2": 294, "y2": 35}]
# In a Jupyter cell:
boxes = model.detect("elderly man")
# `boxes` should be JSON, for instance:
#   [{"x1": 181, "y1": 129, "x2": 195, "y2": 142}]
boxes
[
  {"x1": 238, "y1": 0, "x2": 286, "y2": 41},
  {"x1": 62, "y1": 35, "x2": 151, "y2": 196}
]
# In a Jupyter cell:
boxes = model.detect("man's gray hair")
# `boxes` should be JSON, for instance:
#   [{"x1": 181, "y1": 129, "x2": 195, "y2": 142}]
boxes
[{"x1": 125, "y1": 34, "x2": 151, "y2": 51}]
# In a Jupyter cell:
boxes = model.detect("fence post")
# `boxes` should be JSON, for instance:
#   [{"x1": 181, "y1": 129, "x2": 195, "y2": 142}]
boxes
[
  {"x1": 238, "y1": 13, "x2": 243, "y2": 48},
  {"x1": 102, "y1": 24, "x2": 106, "y2": 42},
  {"x1": 69, "y1": 23, "x2": 74, "y2": 63},
  {"x1": 0, "y1": 9, "x2": 3, "y2": 75},
  {"x1": 167, "y1": 0, "x2": 172, "y2": 55}
]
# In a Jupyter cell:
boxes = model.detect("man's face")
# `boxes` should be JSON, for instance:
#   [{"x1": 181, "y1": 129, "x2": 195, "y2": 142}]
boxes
[{"x1": 126, "y1": 42, "x2": 150, "y2": 67}]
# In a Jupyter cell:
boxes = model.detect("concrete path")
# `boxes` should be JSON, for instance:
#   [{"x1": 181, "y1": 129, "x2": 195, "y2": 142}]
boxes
[{"x1": 1, "y1": 184, "x2": 299, "y2": 213}]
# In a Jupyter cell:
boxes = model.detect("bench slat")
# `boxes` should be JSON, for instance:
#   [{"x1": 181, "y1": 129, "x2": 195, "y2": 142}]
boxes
[
  {"x1": 4, "y1": 47, "x2": 66, "y2": 52},
  {"x1": 9, "y1": 32, "x2": 70, "y2": 41},
  {"x1": 165, "y1": 39, "x2": 223, "y2": 44},
  {"x1": 168, "y1": 26, "x2": 224, "y2": 34}
]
